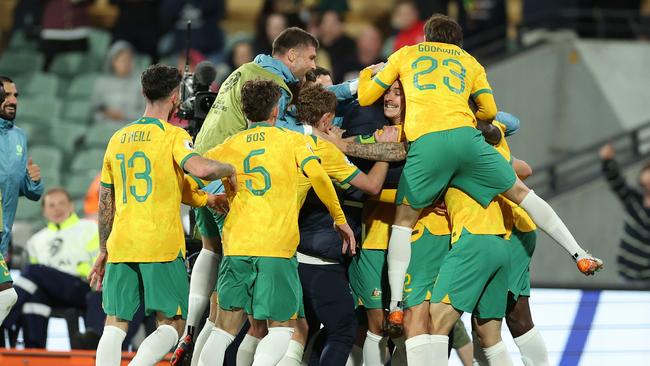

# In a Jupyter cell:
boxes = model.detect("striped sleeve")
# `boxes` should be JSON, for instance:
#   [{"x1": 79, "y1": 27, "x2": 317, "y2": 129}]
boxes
[{"x1": 602, "y1": 158, "x2": 635, "y2": 202}]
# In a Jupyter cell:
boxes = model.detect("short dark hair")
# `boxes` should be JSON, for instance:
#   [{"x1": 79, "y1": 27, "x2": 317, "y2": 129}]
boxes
[
  {"x1": 297, "y1": 85, "x2": 337, "y2": 126},
  {"x1": 0, "y1": 76, "x2": 14, "y2": 84},
  {"x1": 272, "y1": 27, "x2": 319, "y2": 56},
  {"x1": 305, "y1": 67, "x2": 331, "y2": 84},
  {"x1": 424, "y1": 14, "x2": 463, "y2": 47},
  {"x1": 42, "y1": 187, "x2": 72, "y2": 208},
  {"x1": 141, "y1": 64, "x2": 182, "y2": 102},
  {"x1": 241, "y1": 80, "x2": 282, "y2": 122}
]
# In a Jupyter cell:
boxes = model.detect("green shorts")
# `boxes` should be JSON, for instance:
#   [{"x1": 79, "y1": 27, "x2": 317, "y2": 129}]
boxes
[
  {"x1": 508, "y1": 229, "x2": 537, "y2": 301},
  {"x1": 0, "y1": 253, "x2": 12, "y2": 284},
  {"x1": 403, "y1": 231, "x2": 450, "y2": 309},
  {"x1": 102, "y1": 256, "x2": 189, "y2": 321},
  {"x1": 217, "y1": 256, "x2": 301, "y2": 321},
  {"x1": 348, "y1": 249, "x2": 388, "y2": 310},
  {"x1": 397, "y1": 127, "x2": 516, "y2": 209},
  {"x1": 431, "y1": 231, "x2": 510, "y2": 319},
  {"x1": 194, "y1": 180, "x2": 226, "y2": 239}
]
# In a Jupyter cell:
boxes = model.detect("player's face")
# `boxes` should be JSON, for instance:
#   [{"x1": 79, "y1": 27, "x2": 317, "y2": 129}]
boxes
[
  {"x1": 43, "y1": 191, "x2": 74, "y2": 225},
  {"x1": 383, "y1": 81, "x2": 404, "y2": 123},
  {"x1": 290, "y1": 46, "x2": 317, "y2": 80},
  {"x1": 0, "y1": 81, "x2": 18, "y2": 121}
]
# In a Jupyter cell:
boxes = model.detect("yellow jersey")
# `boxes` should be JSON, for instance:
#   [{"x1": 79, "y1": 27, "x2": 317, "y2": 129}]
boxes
[
  {"x1": 100, "y1": 117, "x2": 199, "y2": 263},
  {"x1": 444, "y1": 187, "x2": 505, "y2": 244},
  {"x1": 204, "y1": 123, "x2": 328, "y2": 258},
  {"x1": 297, "y1": 136, "x2": 360, "y2": 207},
  {"x1": 491, "y1": 120, "x2": 536, "y2": 237},
  {"x1": 358, "y1": 42, "x2": 496, "y2": 141}
]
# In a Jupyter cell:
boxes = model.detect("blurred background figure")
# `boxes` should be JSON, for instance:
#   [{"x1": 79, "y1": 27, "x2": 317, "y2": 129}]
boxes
[
  {"x1": 110, "y1": 0, "x2": 161, "y2": 63},
  {"x1": 40, "y1": 0, "x2": 91, "y2": 71},
  {"x1": 343, "y1": 23, "x2": 385, "y2": 81},
  {"x1": 253, "y1": 12, "x2": 289, "y2": 56},
  {"x1": 317, "y1": 10, "x2": 356, "y2": 83},
  {"x1": 91, "y1": 41, "x2": 143, "y2": 126},
  {"x1": 1, "y1": 188, "x2": 102, "y2": 349},
  {"x1": 391, "y1": 0, "x2": 424, "y2": 51}
]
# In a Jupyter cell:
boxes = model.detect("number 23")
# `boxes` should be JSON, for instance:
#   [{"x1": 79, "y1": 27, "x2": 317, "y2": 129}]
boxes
[{"x1": 412, "y1": 56, "x2": 466, "y2": 94}]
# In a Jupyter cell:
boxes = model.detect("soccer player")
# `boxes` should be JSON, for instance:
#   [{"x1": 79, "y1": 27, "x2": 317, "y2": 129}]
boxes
[
  {"x1": 88, "y1": 64, "x2": 237, "y2": 366},
  {"x1": 277, "y1": 84, "x2": 389, "y2": 366},
  {"x1": 196, "y1": 80, "x2": 355, "y2": 366},
  {"x1": 356, "y1": 14, "x2": 603, "y2": 336}
]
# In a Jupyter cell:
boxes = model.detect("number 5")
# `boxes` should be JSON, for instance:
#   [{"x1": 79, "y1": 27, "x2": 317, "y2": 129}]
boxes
[{"x1": 244, "y1": 149, "x2": 271, "y2": 196}]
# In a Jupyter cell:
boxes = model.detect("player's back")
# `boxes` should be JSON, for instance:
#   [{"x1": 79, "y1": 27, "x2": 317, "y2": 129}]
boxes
[
  {"x1": 392, "y1": 42, "x2": 490, "y2": 140},
  {"x1": 101, "y1": 117, "x2": 198, "y2": 263},
  {"x1": 205, "y1": 124, "x2": 316, "y2": 258}
]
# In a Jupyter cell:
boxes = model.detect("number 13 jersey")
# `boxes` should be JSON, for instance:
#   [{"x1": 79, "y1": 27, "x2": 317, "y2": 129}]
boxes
[
  {"x1": 359, "y1": 42, "x2": 493, "y2": 141},
  {"x1": 203, "y1": 123, "x2": 318, "y2": 258},
  {"x1": 100, "y1": 117, "x2": 199, "y2": 263}
]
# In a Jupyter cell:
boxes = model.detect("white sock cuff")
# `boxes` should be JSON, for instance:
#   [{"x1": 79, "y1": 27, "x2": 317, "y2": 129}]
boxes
[
  {"x1": 514, "y1": 327, "x2": 540, "y2": 346},
  {"x1": 405, "y1": 334, "x2": 431, "y2": 348},
  {"x1": 241, "y1": 334, "x2": 262, "y2": 352},
  {"x1": 366, "y1": 331, "x2": 384, "y2": 342},
  {"x1": 484, "y1": 341, "x2": 507, "y2": 358},
  {"x1": 104, "y1": 325, "x2": 127, "y2": 339},
  {"x1": 199, "y1": 248, "x2": 220, "y2": 260},
  {"x1": 391, "y1": 225, "x2": 413, "y2": 234},
  {"x1": 268, "y1": 326, "x2": 294, "y2": 336},
  {"x1": 158, "y1": 324, "x2": 180, "y2": 343},
  {"x1": 285, "y1": 339, "x2": 305, "y2": 360},
  {"x1": 213, "y1": 326, "x2": 236, "y2": 341},
  {"x1": 429, "y1": 334, "x2": 449, "y2": 345}
]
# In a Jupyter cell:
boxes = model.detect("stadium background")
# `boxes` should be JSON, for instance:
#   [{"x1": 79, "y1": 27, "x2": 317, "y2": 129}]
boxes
[{"x1": 0, "y1": 0, "x2": 649, "y2": 365}]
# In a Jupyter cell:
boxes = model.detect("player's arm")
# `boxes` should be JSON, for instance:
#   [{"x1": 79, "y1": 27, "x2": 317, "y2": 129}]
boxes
[
  {"x1": 600, "y1": 144, "x2": 636, "y2": 202},
  {"x1": 183, "y1": 155, "x2": 236, "y2": 182},
  {"x1": 512, "y1": 157, "x2": 532, "y2": 180},
  {"x1": 470, "y1": 65, "x2": 498, "y2": 122},
  {"x1": 181, "y1": 174, "x2": 208, "y2": 208},
  {"x1": 345, "y1": 142, "x2": 407, "y2": 162},
  {"x1": 348, "y1": 162, "x2": 389, "y2": 196},
  {"x1": 357, "y1": 58, "x2": 399, "y2": 106}
]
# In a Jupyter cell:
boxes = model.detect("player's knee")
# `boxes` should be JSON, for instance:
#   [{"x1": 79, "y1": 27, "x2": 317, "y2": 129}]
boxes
[{"x1": 505, "y1": 312, "x2": 534, "y2": 337}]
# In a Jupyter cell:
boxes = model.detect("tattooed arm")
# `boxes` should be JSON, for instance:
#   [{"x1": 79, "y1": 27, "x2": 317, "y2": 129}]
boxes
[
  {"x1": 344, "y1": 142, "x2": 408, "y2": 162},
  {"x1": 88, "y1": 185, "x2": 114, "y2": 290}
]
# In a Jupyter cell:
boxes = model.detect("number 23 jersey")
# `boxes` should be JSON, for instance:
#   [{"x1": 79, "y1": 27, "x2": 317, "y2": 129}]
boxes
[
  {"x1": 100, "y1": 117, "x2": 199, "y2": 263},
  {"x1": 203, "y1": 123, "x2": 318, "y2": 258}
]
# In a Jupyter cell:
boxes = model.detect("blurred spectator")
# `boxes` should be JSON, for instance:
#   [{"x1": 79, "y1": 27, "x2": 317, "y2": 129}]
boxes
[
  {"x1": 318, "y1": 10, "x2": 356, "y2": 83},
  {"x1": 228, "y1": 40, "x2": 255, "y2": 71},
  {"x1": 392, "y1": 0, "x2": 425, "y2": 51},
  {"x1": 111, "y1": 0, "x2": 161, "y2": 63},
  {"x1": 259, "y1": 0, "x2": 305, "y2": 29},
  {"x1": 600, "y1": 144, "x2": 650, "y2": 283},
  {"x1": 91, "y1": 41, "x2": 144, "y2": 125},
  {"x1": 159, "y1": 0, "x2": 226, "y2": 62},
  {"x1": 40, "y1": 0, "x2": 91, "y2": 70},
  {"x1": 0, "y1": 76, "x2": 43, "y2": 259},
  {"x1": 343, "y1": 23, "x2": 385, "y2": 81},
  {"x1": 83, "y1": 175, "x2": 100, "y2": 221},
  {"x1": 254, "y1": 13, "x2": 289, "y2": 56},
  {"x1": 1, "y1": 188, "x2": 103, "y2": 349}
]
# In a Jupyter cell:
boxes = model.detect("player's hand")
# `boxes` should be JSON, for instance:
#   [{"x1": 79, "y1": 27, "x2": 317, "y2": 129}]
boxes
[
  {"x1": 171, "y1": 334, "x2": 195, "y2": 366},
  {"x1": 576, "y1": 254, "x2": 604, "y2": 276},
  {"x1": 477, "y1": 121, "x2": 502, "y2": 145},
  {"x1": 206, "y1": 193, "x2": 229, "y2": 214},
  {"x1": 367, "y1": 62, "x2": 386, "y2": 76},
  {"x1": 321, "y1": 127, "x2": 350, "y2": 153},
  {"x1": 599, "y1": 144, "x2": 615, "y2": 160},
  {"x1": 335, "y1": 223, "x2": 357, "y2": 256},
  {"x1": 88, "y1": 251, "x2": 108, "y2": 291},
  {"x1": 432, "y1": 201, "x2": 447, "y2": 215},
  {"x1": 27, "y1": 157, "x2": 41, "y2": 182},
  {"x1": 375, "y1": 126, "x2": 399, "y2": 143},
  {"x1": 225, "y1": 165, "x2": 237, "y2": 193}
]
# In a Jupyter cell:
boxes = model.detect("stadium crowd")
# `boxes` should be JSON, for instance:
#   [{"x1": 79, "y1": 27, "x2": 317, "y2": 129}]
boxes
[{"x1": 2, "y1": 0, "x2": 641, "y2": 366}]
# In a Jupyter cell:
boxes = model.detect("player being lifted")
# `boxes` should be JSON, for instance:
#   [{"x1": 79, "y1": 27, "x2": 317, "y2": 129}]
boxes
[
  {"x1": 196, "y1": 80, "x2": 355, "y2": 366},
  {"x1": 356, "y1": 14, "x2": 603, "y2": 341},
  {"x1": 88, "y1": 64, "x2": 236, "y2": 366}
]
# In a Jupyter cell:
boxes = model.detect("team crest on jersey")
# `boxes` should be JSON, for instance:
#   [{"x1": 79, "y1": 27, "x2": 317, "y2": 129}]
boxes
[
  {"x1": 16, "y1": 144, "x2": 23, "y2": 156},
  {"x1": 184, "y1": 140, "x2": 194, "y2": 150},
  {"x1": 371, "y1": 288, "x2": 382, "y2": 299}
]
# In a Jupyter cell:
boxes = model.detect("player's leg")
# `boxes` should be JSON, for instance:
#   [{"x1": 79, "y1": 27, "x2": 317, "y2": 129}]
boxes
[
  {"x1": 0, "y1": 254, "x2": 17, "y2": 325},
  {"x1": 277, "y1": 316, "x2": 308, "y2": 366},
  {"x1": 389, "y1": 132, "x2": 457, "y2": 328},
  {"x1": 238, "y1": 316, "x2": 267, "y2": 366},
  {"x1": 403, "y1": 230, "x2": 449, "y2": 365},
  {"x1": 250, "y1": 257, "x2": 302, "y2": 366},
  {"x1": 190, "y1": 292, "x2": 218, "y2": 366},
  {"x1": 96, "y1": 262, "x2": 141, "y2": 366},
  {"x1": 131, "y1": 257, "x2": 190, "y2": 365},
  {"x1": 453, "y1": 127, "x2": 601, "y2": 273},
  {"x1": 348, "y1": 248, "x2": 390, "y2": 365},
  {"x1": 451, "y1": 320, "x2": 473, "y2": 366},
  {"x1": 199, "y1": 256, "x2": 253, "y2": 366},
  {"x1": 473, "y1": 318, "x2": 513, "y2": 366},
  {"x1": 506, "y1": 229, "x2": 550, "y2": 366}
]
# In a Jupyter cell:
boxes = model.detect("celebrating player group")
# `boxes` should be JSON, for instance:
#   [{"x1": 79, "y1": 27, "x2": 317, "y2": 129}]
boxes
[{"x1": 85, "y1": 14, "x2": 603, "y2": 366}]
